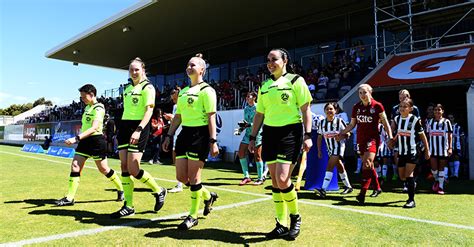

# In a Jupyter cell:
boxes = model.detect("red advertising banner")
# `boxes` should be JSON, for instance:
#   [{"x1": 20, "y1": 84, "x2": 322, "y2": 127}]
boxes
[{"x1": 367, "y1": 44, "x2": 474, "y2": 87}]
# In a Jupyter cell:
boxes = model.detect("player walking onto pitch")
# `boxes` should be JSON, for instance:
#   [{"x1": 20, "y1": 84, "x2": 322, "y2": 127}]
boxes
[
  {"x1": 249, "y1": 48, "x2": 312, "y2": 240},
  {"x1": 388, "y1": 98, "x2": 430, "y2": 208},
  {"x1": 110, "y1": 58, "x2": 167, "y2": 218},
  {"x1": 56, "y1": 84, "x2": 124, "y2": 206},
  {"x1": 162, "y1": 53, "x2": 219, "y2": 230},
  {"x1": 315, "y1": 102, "x2": 353, "y2": 198},
  {"x1": 426, "y1": 104, "x2": 453, "y2": 194},
  {"x1": 338, "y1": 84, "x2": 393, "y2": 205},
  {"x1": 236, "y1": 91, "x2": 266, "y2": 185}
]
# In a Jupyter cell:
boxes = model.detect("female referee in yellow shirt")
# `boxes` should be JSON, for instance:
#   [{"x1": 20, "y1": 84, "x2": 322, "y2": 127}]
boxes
[
  {"x1": 163, "y1": 53, "x2": 219, "y2": 230},
  {"x1": 249, "y1": 48, "x2": 313, "y2": 240}
]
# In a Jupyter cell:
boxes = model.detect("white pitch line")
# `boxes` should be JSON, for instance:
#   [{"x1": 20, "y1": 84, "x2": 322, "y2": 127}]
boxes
[
  {"x1": 297, "y1": 200, "x2": 474, "y2": 230},
  {"x1": 1, "y1": 149, "x2": 474, "y2": 237},
  {"x1": 1, "y1": 197, "x2": 270, "y2": 247}
]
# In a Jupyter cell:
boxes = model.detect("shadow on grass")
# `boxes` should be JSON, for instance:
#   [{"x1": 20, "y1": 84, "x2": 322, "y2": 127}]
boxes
[
  {"x1": 145, "y1": 227, "x2": 268, "y2": 245},
  {"x1": 4, "y1": 199, "x2": 57, "y2": 208},
  {"x1": 28, "y1": 208, "x2": 184, "y2": 228}
]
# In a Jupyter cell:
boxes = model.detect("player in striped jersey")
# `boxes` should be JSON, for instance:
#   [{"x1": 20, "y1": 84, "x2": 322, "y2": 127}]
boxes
[
  {"x1": 447, "y1": 114, "x2": 464, "y2": 179},
  {"x1": 315, "y1": 102, "x2": 353, "y2": 198},
  {"x1": 388, "y1": 99, "x2": 430, "y2": 208},
  {"x1": 377, "y1": 122, "x2": 393, "y2": 182},
  {"x1": 426, "y1": 104, "x2": 453, "y2": 194}
]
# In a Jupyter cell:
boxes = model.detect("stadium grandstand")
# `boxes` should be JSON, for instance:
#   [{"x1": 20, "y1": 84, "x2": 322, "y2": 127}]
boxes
[{"x1": 1, "y1": 0, "x2": 472, "y2": 178}]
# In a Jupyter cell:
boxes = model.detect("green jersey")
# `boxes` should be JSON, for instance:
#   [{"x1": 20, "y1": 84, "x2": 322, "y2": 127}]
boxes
[
  {"x1": 256, "y1": 73, "x2": 312, "y2": 127},
  {"x1": 122, "y1": 80, "x2": 155, "y2": 120},
  {"x1": 176, "y1": 82, "x2": 216, "y2": 127},
  {"x1": 81, "y1": 102, "x2": 105, "y2": 136},
  {"x1": 244, "y1": 104, "x2": 261, "y2": 137}
]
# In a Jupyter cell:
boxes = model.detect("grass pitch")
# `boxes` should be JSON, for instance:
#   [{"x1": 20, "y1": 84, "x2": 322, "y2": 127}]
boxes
[{"x1": 0, "y1": 144, "x2": 473, "y2": 246}]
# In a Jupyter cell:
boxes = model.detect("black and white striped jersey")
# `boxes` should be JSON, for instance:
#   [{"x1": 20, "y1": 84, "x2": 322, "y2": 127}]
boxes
[
  {"x1": 452, "y1": 123, "x2": 464, "y2": 150},
  {"x1": 426, "y1": 118, "x2": 453, "y2": 157},
  {"x1": 394, "y1": 114, "x2": 424, "y2": 156},
  {"x1": 317, "y1": 117, "x2": 347, "y2": 157},
  {"x1": 377, "y1": 123, "x2": 392, "y2": 157}
]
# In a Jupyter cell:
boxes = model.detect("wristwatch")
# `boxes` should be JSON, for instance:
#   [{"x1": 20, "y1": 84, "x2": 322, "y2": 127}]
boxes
[
  {"x1": 209, "y1": 138, "x2": 217, "y2": 144},
  {"x1": 136, "y1": 126, "x2": 143, "y2": 132},
  {"x1": 304, "y1": 132, "x2": 312, "y2": 138},
  {"x1": 75, "y1": 135, "x2": 80, "y2": 142}
]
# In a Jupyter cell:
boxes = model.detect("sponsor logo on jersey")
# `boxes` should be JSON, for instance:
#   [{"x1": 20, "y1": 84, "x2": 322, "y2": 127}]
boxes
[{"x1": 357, "y1": 115, "x2": 373, "y2": 123}]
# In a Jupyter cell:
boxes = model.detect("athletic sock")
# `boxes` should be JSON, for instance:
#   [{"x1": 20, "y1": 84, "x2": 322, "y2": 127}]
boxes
[
  {"x1": 263, "y1": 163, "x2": 269, "y2": 177},
  {"x1": 407, "y1": 177, "x2": 415, "y2": 201},
  {"x1": 438, "y1": 171, "x2": 445, "y2": 190},
  {"x1": 256, "y1": 161, "x2": 264, "y2": 179},
  {"x1": 189, "y1": 184, "x2": 203, "y2": 219},
  {"x1": 443, "y1": 167, "x2": 449, "y2": 178},
  {"x1": 360, "y1": 169, "x2": 372, "y2": 196},
  {"x1": 121, "y1": 173, "x2": 134, "y2": 208},
  {"x1": 376, "y1": 166, "x2": 382, "y2": 177},
  {"x1": 105, "y1": 169, "x2": 123, "y2": 191},
  {"x1": 272, "y1": 187, "x2": 288, "y2": 226},
  {"x1": 135, "y1": 169, "x2": 161, "y2": 193},
  {"x1": 239, "y1": 158, "x2": 250, "y2": 178},
  {"x1": 65, "y1": 172, "x2": 80, "y2": 200},
  {"x1": 454, "y1": 161, "x2": 460, "y2": 177},
  {"x1": 322, "y1": 171, "x2": 333, "y2": 190},
  {"x1": 371, "y1": 168, "x2": 381, "y2": 190},
  {"x1": 431, "y1": 169, "x2": 439, "y2": 182},
  {"x1": 382, "y1": 164, "x2": 388, "y2": 177},
  {"x1": 339, "y1": 170, "x2": 352, "y2": 188},
  {"x1": 281, "y1": 184, "x2": 299, "y2": 215},
  {"x1": 201, "y1": 185, "x2": 211, "y2": 201}
]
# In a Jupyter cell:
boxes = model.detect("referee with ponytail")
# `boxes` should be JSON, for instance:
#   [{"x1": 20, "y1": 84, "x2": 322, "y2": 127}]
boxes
[{"x1": 249, "y1": 48, "x2": 313, "y2": 240}]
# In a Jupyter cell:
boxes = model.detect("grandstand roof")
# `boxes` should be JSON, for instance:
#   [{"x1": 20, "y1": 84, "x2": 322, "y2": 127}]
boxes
[{"x1": 46, "y1": 0, "x2": 371, "y2": 73}]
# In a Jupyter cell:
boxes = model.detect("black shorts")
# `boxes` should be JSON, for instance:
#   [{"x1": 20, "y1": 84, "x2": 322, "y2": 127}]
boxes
[
  {"x1": 75, "y1": 135, "x2": 107, "y2": 160},
  {"x1": 398, "y1": 154, "x2": 417, "y2": 168},
  {"x1": 175, "y1": 126, "x2": 210, "y2": 162},
  {"x1": 261, "y1": 123, "x2": 303, "y2": 164},
  {"x1": 117, "y1": 120, "x2": 150, "y2": 153}
]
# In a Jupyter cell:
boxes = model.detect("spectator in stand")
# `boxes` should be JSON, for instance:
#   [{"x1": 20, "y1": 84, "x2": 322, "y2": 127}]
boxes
[
  {"x1": 149, "y1": 108, "x2": 164, "y2": 165},
  {"x1": 119, "y1": 84, "x2": 124, "y2": 97},
  {"x1": 317, "y1": 71, "x2": 329, "y2": 89}
]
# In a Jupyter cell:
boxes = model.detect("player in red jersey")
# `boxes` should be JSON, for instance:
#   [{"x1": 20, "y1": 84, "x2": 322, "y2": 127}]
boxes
[{"x1": 338, "y1": 84, "x2": 393, "y2": 205}]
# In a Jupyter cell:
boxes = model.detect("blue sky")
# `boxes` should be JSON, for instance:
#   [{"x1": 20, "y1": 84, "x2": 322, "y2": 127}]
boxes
[{"x1": 0, "y1": 0, "x2": 138, "y2": 108}]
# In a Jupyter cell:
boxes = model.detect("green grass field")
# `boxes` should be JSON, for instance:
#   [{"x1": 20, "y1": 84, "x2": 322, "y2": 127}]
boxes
[{"x1": 1, "y1": 144, "x2": 473, "y2": 246}]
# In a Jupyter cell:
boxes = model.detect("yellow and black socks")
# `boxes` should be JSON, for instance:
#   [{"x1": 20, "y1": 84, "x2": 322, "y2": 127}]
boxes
[
  {"x1": 135, "y1": 169, "x2": 161, "y2": 193},
  {"x1": 281, "y1": 184, "x2": 299, "y2": 216},
  {"x1": 65, "y1": 172, "x2": 80, "y2": 200},
  {"x1": 272, "y1": 187, "x2": 288, "y2": 226},
  {"x1": 189, "y1": 184, "x2": 203, "y2": 219},
  {"x1": 105, "y1": 169, "x2": 123, "y2": 192},
  {"x1": 121, "y1": 172, "x2": 134, "y2": 208}
]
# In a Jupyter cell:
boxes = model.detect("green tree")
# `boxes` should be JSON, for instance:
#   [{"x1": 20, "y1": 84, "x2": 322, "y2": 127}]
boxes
[{"x1": 0, "y1": 98, "x2": 52, "y2": 116}]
